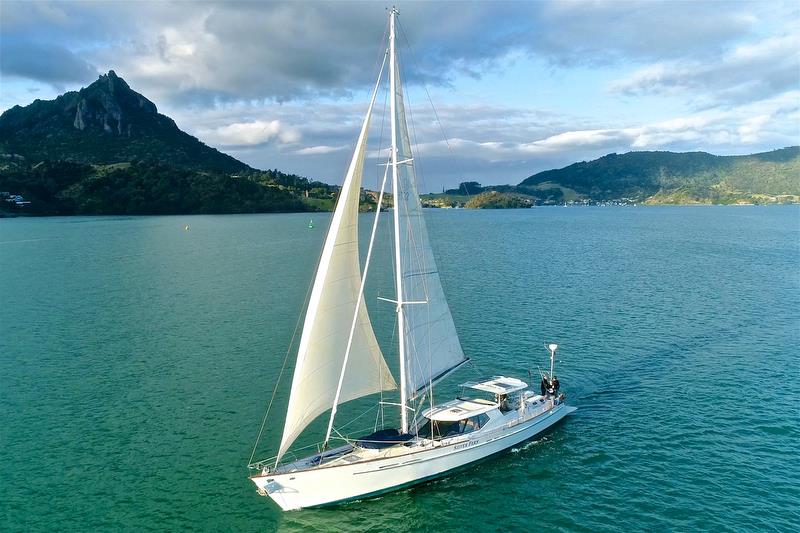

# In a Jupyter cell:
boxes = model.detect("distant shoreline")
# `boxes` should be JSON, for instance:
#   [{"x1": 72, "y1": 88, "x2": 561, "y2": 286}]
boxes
[{"x1": 4, "y1": 202, "x2": 798, "y2": 219}]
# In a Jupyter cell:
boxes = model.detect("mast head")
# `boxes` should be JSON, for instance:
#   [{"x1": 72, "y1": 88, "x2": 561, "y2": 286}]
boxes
[{"x1": 548, "y1": 343, "x2": 558, "y2": 354}]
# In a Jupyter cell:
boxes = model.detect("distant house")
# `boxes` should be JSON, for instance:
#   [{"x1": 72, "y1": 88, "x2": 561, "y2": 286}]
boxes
[{"x1": 4, "y1": 193, "x2": 31, "y2": 206}]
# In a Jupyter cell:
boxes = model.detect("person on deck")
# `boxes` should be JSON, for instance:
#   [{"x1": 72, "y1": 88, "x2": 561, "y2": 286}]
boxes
[
  {"x1": 498, "y1": 394, "x2": 511, "y2": 412},
  {"x1": 552, "y1": 376, "x2": 560, "y2": 393},
  {"x1": 540, "y1": 375, "x2": 549, "y2": 396}
]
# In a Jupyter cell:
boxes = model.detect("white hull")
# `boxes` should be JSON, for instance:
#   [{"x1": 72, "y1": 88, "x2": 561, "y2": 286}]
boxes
[{"x1": 251, "y1": 402, "x2": 576, "y2": 511}]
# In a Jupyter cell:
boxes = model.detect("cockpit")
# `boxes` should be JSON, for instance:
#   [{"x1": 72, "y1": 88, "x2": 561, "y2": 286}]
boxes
[
  {"x1": 414, "y1": 376, "x2": 529, "y2": 441},
  {"x1": 416, "y1": 397, "x2": 496, "y2": 441}
]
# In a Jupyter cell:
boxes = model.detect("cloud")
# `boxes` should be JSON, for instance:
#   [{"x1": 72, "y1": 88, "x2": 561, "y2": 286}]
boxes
[
  {"x1": 610, "y1": 33, "x2": 800, "y2": 106},
  {"x1": 198, "y1": 120, "x2": 300, "y2": 147},
  {"x1": 407, "y1": 91, "x2": 799, "y2": 166},
  {"x1": 525, "y1": 0, "x2": 765, "y2": 66},
  {"x1": 163, "y1": 85, "x2": 797, "y2": 187},
  {"x1": 0, "y1": 40, "x2": 97, "y2": 85},
  {"x1": 294, "y1": 145, "x2": 347, "y2": 155},
  {"x1": 2, "y1": 1, "x2": 789, "y2": 103}
]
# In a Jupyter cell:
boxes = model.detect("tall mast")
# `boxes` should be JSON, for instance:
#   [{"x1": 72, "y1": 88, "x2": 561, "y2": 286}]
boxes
[{"x1": 389, "y1": 7, "x2": 409, "y2": 434}]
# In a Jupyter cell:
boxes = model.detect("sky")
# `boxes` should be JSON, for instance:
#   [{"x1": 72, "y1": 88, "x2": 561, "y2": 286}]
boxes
[{"x1": 1, "y1": 0, "x2": 798, "y2": 190}]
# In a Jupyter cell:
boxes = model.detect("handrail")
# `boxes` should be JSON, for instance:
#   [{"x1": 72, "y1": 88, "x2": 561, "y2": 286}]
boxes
[{"x1": 250, "y1": 400, "x2": 562, "y2": 472}]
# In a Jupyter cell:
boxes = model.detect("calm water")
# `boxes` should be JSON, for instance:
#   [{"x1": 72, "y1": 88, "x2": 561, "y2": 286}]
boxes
[{"x1": 1, "y1": 207, "x2": 798, "y2": 532}]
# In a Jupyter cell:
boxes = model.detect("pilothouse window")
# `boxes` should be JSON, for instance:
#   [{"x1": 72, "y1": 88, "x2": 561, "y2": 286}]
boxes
[{"x1": 417, "y1": 414, "x2": 489, "y2": 440}]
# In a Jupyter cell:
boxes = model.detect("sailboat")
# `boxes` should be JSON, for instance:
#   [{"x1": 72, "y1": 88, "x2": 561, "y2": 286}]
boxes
[{"x1": 248, "y1": 9, "x2": 576, "y2": 511}]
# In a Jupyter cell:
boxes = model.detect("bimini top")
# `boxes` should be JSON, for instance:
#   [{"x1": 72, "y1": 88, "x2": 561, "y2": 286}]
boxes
[
  {"x1": 420, "y1": 398, "x2": 497, "y2": 422},
  {"x1": 461, "y1": 376, "x2": 528, "y2": 395}
]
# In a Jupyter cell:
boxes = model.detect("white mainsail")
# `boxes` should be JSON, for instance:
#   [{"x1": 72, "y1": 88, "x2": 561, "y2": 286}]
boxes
[
  {"x1": 391, "y1": 58, "x2": 467, "y2": 398},
  {"x1": 276, "y1": 60, "x2": 396, "y2": 463}
]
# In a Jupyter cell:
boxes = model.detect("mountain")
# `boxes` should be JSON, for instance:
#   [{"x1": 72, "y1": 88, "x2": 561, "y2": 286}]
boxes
[
  {"x1": 0, "y1": 70, "x2": 246, "y2": 173},
  {"x1": 423, "y1": 147, "x2": 800, "y2": 208},
  {"x1": 0, "y1": 71, "x2": 346, "y2": 216},
  {"x1": 517, "y1": 147, "x2": 800, "y2": 205}
]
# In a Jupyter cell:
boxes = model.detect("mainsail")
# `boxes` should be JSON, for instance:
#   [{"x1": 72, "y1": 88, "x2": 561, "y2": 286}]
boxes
[
  {"x1": 276, "y1": 59, "x2": 396, "y2": 463},
  {"x1": 391, "y1": 57, "x2": 467, "y2": 398}
]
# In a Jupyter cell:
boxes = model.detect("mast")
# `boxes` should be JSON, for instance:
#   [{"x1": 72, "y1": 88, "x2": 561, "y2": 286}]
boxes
[{"x1": 389, "y1": 7, "x2": 409, "y2": 434}]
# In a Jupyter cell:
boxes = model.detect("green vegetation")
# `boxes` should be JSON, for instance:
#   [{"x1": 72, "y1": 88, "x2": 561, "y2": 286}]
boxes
[
  {"x1": 519, "y1": 147, "x2": 800, "y2": 204},
  {"x1": 444, "y1": 181, "x2": 484, "y2": 195},
  {"x1": 0, "y1": 71, "x2": 246, "y2": 174},
  {"x1": 465, "y1": 191, "x2": 533, "y2": 209},
  {"x1": 0, "y1": 71, "x2": 344, "y2": 216},
  {"x1": 424, "y1": 147, "x2": 799, "y2": 208},
  {"x1": 0, "y1": 159, "x2": 319, "y2": 215},
  {"x1": 420, "y1": 193, "x2": 471, "y2": 208}
]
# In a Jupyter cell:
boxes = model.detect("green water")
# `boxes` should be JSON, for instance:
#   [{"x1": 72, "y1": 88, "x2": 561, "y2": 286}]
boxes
[{"x1": 1, "y1": 207, "x2": 798, "y2": 532}]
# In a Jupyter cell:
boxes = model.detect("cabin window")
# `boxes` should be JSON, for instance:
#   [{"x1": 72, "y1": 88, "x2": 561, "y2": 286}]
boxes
[
  {"x1": 417, "y1": 414, "x2": 489, "y2": 440},
  {"x1": 462, "y1": 414, "x2": 489, "y2": 433},
  {"x1": 416, "y1": 420, "x2": 460, "y2": 439}
]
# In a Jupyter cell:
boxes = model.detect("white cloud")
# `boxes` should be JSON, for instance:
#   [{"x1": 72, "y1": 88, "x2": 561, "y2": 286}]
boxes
[
  {"x1": 198, "y1": 120, "x2": 300, "y2": 147},
  {"x1": 406, "y1": 91, "x2": 799, "y2": 165},
  {"x1": 610, "y1": 32, "x2": 800, "y2": 105},
  {"x1": 294, "y1": 145, "x2": 347, "y2": 155},
  {"x1": 738, "y1": 114, "x2": 771, "y2": 143},
  {"x1": 5, "y1": 1, "x2": 792, "y2": 103}
]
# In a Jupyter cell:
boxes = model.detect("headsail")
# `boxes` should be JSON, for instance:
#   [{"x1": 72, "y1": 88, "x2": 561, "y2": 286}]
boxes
[
  {"x1": 276, "y1": 59, "x2": 396, "y2": 464},
  {"x1": 391, "y1": 56, "x2": 467, "y2": 398}
]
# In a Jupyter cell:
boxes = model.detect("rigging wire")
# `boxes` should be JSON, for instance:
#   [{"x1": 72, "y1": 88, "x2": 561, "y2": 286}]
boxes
[
  {"x1": 397, "y1": 17, "x2": 474, "y2": 412},
  {"x1": 389, "y1": 32, "x2": 434, "y2": 425},
  {"x1": 397, "y1": 20, "x2": 472, "y2": 198},
  {"x1": 247, "y1": 274, "x2": 315, "y2": 466}
]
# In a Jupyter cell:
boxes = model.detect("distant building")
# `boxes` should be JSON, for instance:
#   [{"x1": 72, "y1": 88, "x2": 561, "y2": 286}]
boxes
[{"x1": 4, "y1": 193, "x2": 31, "y2": 206}]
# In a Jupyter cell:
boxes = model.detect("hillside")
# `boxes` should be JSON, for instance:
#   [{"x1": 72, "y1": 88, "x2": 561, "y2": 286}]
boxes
[
  {"x1": 518, "y1": 147, "x2": 800, "y2": 205},
  {"x1": 423, "y1": 147, "x2": 799, "y2": 208},
  {"x1": 0, "y1": 71, "x2": 246, "y2": 173},
  {"x1": 465, "y1": 191, "x2": 533, "y2": 209},
  {"x1": 0, "y1": 71, "x2": 342, "y2": 216},
  {"x1": 3, "y1": 73, "x2": 797, "y2": 214}
]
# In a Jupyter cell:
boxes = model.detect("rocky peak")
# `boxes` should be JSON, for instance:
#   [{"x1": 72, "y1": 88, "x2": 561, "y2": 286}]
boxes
[
  {"x1": 72, "y1": 71, "x2": 159, "y2": 135},
  {"x1": 0, "y1": 69, "x2": 248, "y2": 173}
]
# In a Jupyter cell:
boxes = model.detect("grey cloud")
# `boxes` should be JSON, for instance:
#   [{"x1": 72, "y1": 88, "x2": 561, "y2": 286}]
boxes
[
  {"x1": 520, "y1": 1, "x2": 763, "y2": 66},
  {"x1": 1, "y1": 1, "x2": 788, "y2": 104},
  {"x1": 164, "y1": 98, "x2": 576, "y2": 185},
  {"x1": 610, "y1": 34, "x2": 800, "y2": 107},
  {"x1": 0, "y1": 40, "x2": 97, "y2": 85}
]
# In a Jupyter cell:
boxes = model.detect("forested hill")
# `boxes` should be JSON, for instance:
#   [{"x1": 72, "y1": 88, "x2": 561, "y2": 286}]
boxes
[
  {"x1": 0, "y1": 70, "x2": 246, "y2": 173},
  {"x1": 0, "y1": 71, "x2": 343, "y2": 216},
  {"x1": 517, "y1": 147, "x2": 800, "y2": 204},
  {"x1": 422, "y1": 147, "x2": 799, "y2": 208}
]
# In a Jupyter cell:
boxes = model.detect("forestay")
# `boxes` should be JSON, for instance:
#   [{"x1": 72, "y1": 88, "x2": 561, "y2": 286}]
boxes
[
  {"x1": 392, "y1": 58, "x2": 467, "y2": 397},
  {"x1": 276, "y1": 62, "x2": 397, "y2": 464}
]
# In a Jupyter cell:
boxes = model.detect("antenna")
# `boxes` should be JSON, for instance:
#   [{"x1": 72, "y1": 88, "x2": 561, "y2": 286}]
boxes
[{"x1": 547, "y1": 343, "x2": 558, "y2": 379}]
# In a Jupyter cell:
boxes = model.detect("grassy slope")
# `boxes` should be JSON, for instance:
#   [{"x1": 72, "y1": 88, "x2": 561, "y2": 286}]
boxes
[{"x1": 519, "y1": 147, "x2": 799, "y2": 204}]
